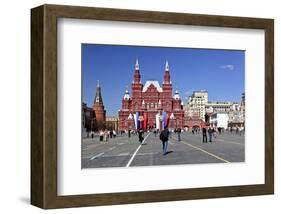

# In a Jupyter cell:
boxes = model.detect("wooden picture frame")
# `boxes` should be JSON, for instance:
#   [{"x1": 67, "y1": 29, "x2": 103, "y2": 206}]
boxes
[{"x1": 31, "y1": 4, "x2": 274, "y2": 209}]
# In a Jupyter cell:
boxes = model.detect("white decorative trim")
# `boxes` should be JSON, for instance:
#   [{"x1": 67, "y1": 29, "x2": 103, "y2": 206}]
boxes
[{"x1": 142, "y1": 80, "x2": 163, "y2": 92}]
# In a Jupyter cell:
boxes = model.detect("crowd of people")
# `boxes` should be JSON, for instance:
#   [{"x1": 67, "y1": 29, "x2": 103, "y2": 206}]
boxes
[
  {"x1": 88, "y1": 129, "x2": 117, "y2": 142},
  {"x1": 158, "y1": 125, "x2": 244, "y2": 155},
  {"x1": 201, "y1": 127, "x2": 216, "y2": 143},
  {"x1": 86, "y1": 125, "x2": 244, "y2": 155}
]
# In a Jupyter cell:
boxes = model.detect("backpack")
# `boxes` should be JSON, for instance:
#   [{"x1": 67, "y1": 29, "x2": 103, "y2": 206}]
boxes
[
  {"x1": 160, "y1": 130, "x2": 168, "y2": 142},
  {"x1": 160, "y1": 132, "x2": 164, "y2": 141}
]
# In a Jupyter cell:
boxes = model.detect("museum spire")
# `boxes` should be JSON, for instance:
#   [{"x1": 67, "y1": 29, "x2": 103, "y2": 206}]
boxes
[
  {"x1": 164, "y1": 60, "x2": 171, "y2": 83},
  {"x1": 135, "y1": 58, "x2": 139, "y2": 70},
  {"x1": 134, "y1": 58, "x2": 141, "y2": 83},
  {"x1": 165, "y1": 60, "x2": 169, "y2": 71}
]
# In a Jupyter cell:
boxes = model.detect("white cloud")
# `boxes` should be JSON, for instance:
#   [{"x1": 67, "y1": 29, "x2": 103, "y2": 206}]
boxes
[{"x1": 220, "y1": 64, "x2": 235, "y2": 71}]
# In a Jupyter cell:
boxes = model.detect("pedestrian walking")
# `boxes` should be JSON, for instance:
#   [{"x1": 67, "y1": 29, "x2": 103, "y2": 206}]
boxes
[
  {"x1": 208, "y1": 128, "x2": 213, "y2": 142},
  {"x1": 99, "y1": 130, "x2": 104, "y2": 142},
  {"x1": 153, "y1": 128, "x2": 157, "y2": 137},
  {"x1": 239, "y1": 126, "x2": 244, "y2": 136},
  {"x1": 202, "y1": 127, "x2": 207, "y2": 143},
  {"x1": 160, "y1": 126, "x2": 169, "y2": 155},
  {"x1": 177, "y1": 127, "x2": 181, "y2": 141},
  {"x1": 236, "y1": 127, "x2": 239, "y2": 135},
  {"x1": 113, "y1": 130, "x2": 116, "y2": 138},
  {"x1": 138, "y1": 129, "x2": 144, "y2": 144},
  {"x1": 104, "y1": 130, "x2": 108, "y2": 142},
  {"x1": 212, "y1": 128, "x2": 216, "y2": 139}
]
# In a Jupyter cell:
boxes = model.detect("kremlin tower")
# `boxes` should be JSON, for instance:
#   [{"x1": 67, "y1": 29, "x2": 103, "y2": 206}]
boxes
[{"x1": 92, "y1": 80, "x2": 106, "y2": 128}]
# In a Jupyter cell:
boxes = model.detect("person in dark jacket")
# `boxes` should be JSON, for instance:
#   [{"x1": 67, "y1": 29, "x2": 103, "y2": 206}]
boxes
[
  {"x1": 138, "y1": 129, "x2": 144, "y2": 144},
  {"x1": 176, "y1": 127, "x2": 181, "y2": 141},
  {"x1": 160, "y1": 126, "x2": 170, "y2": 155},
  {"x1": 208, "y1": 128, "x2": 213, "y2": 142},
  {"x1": 202, "y1": 127, "x2": 207, "y2": 143}
]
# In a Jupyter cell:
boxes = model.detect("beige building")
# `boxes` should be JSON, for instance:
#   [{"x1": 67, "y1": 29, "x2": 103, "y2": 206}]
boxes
[
  {"x1": 188, "y1": 90, "x2": 208, "y2": 119},
  {"x1": 106, "y1": 116, "x2": 119, "y2": 131},
  {"x1": 186, "y1": 91, "x2": 245, "y2": 127},
  {"x1": 205, "y1": 101, "x2": 237, "y2": 113},
  {"x1": 240, "y1": 93, "x2": 245, "y2": 123},
  {"x1": 184, "y1": 104, "x2": 200, "y2": 118}
]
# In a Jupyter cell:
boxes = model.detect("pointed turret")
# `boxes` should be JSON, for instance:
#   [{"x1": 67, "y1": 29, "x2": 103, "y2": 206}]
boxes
[
  {"x1": 165, "y1": 60, "x2": 169, "y2": 71},
  {"x1": 123, "y1": 89, "x2": 130, "y2": 100},
  {"x1": 131, "y1": 59, "x2": 143, "y2": 111},
  {"x1": 133, "y1": 58, "x2": 141, "y2": 83},
  {"x1": 173, "y1": 89, "x2": 181, "y2": 100},
  {"x1": 135, "y1": 58, "x2": 139, "y2": 70},
  {"x1": 94, "y1": 80, "x2": 103, "y2": 104},
  {"x1": 162, "y1": 60, "x2": 172, "y2": 112},
  {"x1": 164, "y1": 60, "x2": 171, "y2": 83},
  {"x1": 173, "y1": 89, "x2": 182, "y2": 111}
]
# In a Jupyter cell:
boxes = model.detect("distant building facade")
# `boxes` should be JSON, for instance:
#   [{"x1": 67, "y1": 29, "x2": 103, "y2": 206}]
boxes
[
  {"x1": 205, "y1": 101, "x2": 235, "y2": 113},
  {"x1": 240, "y1": 93, "x2": 245, "y2": 124},
  {"x1": 186, "y1": 91, "x2": 245, "y2": 128},
  {"x1": 210, "y1": 112, "x2": 229, "y2": 129},
  {"x1": 188, "y1": 90, "x2": 208, "y2": 119},
  {"x1": 183, "y1": 104, "x2": 203, "y2": 128},
  {"x1": 82, "y1": 102, "x2": 93, "y2": 133},
  {"x1": 106, "y1": 116, "x2": 119, "y2": 131},
  {"x1": 227, "y1": 93, "x2": 245, "y2": 128}
]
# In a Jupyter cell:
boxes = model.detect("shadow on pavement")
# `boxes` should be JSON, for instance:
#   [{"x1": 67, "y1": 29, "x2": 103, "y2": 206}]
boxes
[{"x1": 164, "y1": 151, "x2": 174, "y2": 155}]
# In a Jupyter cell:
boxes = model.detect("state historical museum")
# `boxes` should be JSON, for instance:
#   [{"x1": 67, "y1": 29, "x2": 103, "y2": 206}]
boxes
[{"x1": 118, "y1": 60, "x2": 184, "y2": 131}]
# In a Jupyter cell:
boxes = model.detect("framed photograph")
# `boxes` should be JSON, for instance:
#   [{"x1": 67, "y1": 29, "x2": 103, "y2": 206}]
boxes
[{"x1": 31, "y1": 4, "x2": 274, "y2": 209}]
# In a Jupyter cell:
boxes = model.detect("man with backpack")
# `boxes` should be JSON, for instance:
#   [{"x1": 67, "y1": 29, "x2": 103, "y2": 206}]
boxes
[{"x1": 160, "y1": 125, "x2": 170, "y2": 155}]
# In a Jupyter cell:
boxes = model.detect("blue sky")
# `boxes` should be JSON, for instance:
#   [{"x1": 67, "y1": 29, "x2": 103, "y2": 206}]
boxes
[{"x1": 82, "y1": 44, "x2": 245, "y2": 116}]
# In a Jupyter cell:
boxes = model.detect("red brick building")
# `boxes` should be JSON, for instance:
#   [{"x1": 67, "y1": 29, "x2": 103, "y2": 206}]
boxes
[{"x1": 118, "y1": 60, "x2": 184, "y2": 131}]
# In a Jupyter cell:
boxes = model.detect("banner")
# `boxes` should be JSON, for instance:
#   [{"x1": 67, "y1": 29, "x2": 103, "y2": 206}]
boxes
[
  {"x1": 163, "y1": 111, "x2": 167, "y2": 128},
  {"x1": 144, "y1": 113, "x2": 147, "y2": 130},
  {"x1": 156, "y1": 113, "x2": 160, "y2": 130},
  {"x1": 166, "y1": 113, "x2": 169, "y2": 127},
  {"x1": 134, "y1": 112, "x2": 139, "y2": 130}
]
